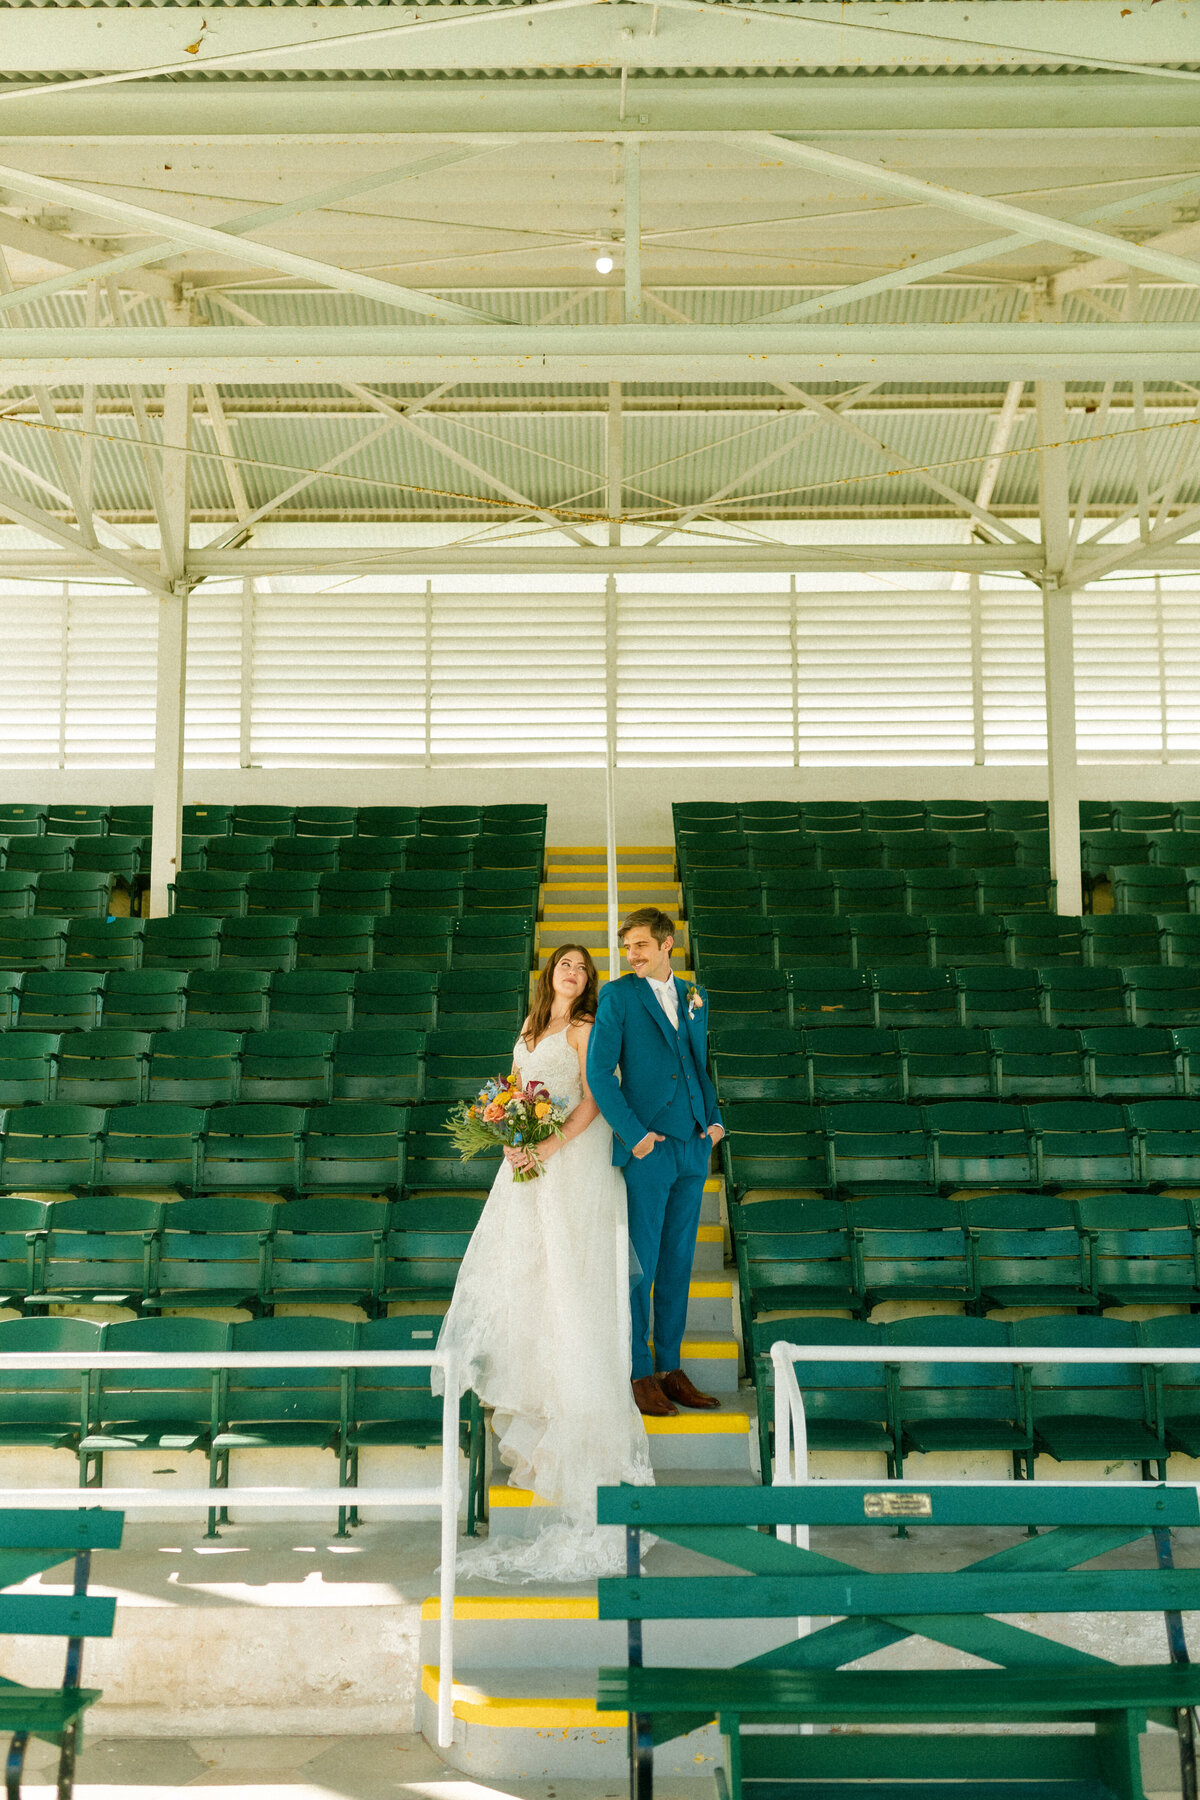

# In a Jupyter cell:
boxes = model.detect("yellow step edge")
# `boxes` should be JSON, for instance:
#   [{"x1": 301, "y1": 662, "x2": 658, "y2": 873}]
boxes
[
  {"x1": 422, "y1": 1595, "x2": 598, "y2": 1622},
  {"x1": 421, "y1": 1666, "x2": 626, "y2": 1730},
  {"x1": 697, "y1": 1224, "x2": 724, "y2": 1243},
  {"x1": 680, "y1": 1339, "x2": 740, "y2": 1359},
  {"x1": 488, "y1": 1484, "x2": 553, "y2": 1510},
  {"x1": 690, "y1": 1278, "x2": 733, "y2": 1298},
  {"x1": 643, "y1": 1411, "x2": 749, "y2": 1435}
]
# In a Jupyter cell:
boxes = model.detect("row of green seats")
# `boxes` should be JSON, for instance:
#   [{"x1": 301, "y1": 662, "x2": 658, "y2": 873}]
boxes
[
  {"x1": 0, "y1": 968, "x2": 524, "y2": 1032},
  {"x1": 712, "y1": 1024, "x2": 1200, "y2": 1104},
  {"x1": 170, "y1": 869, "x2": 539, "y2": 917},
  {"x1": 0, "y1": 1192, "x2": 481, "y2": 1316},
  {"x1": 0, "y1": 913, "x2": 535, "y2": 975},
  {"x1": 678, "y1": 830, "x2": 1050, "y2": 872},
  {"x1": 720, "y1": 1097, "x2": 1200, "y2": 1196},
  {"x1": 0, "y1": 802, "x2": 545, "y2": 838},
  {"x1": 674, "y1": 797, "x2": 1196, "y2": 830},
  {"x1": 0, "y1": 1098, "x2": 502, "y2": 1194},
  {"x1": 705, "y1": 963, "x2": 1200, "y2": 1027},
  {"x1": 690, "y1": 874, "x2": 1058, "y2": 933},
  {"x1": 0, "y1": 1022, "x2": 524, "y2": 1107},
  {"x1": 0, "y1": 1311, "x2": 485, "y2": 1537}
]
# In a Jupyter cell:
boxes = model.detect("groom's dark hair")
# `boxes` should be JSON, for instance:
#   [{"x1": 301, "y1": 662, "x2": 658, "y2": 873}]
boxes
[{"x1": 620, "y1": 906, "x2": 675, "y2": 944}]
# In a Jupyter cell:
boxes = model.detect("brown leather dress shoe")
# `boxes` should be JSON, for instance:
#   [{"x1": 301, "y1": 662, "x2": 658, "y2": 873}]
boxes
[
  {"x1": 657, "y1": 1368, "x2": 720, "y2": 1410},
  {"x1": 632, "y1": 1375, "x2": 678, "y2": 1417}
]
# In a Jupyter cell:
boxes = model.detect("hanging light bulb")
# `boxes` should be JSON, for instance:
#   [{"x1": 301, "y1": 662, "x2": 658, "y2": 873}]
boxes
[{"x1": 595, "y1": 250, "x2": 614, "y2": 274}]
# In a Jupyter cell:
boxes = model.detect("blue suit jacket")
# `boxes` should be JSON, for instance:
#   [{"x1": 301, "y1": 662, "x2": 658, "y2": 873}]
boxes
[{"x1": 586, "y1": 972, "x2": 722, "y2": 1168}]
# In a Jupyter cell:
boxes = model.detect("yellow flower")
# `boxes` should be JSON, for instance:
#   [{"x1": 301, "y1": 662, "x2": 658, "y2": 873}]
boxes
[{"x1": 534, "y1": 1100, "x2": 552, "y2": 1119}]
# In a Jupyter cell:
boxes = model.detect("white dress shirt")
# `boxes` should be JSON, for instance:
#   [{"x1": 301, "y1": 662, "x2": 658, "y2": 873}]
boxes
[{"x1": 645, "y1": 971, "x2": 679, "y2": 1029}]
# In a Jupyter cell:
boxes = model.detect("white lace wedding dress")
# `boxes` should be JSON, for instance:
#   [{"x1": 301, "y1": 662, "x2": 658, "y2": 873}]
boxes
[{"x1": 436, "y1": 1025, "x2": 653, "y2": 1582}]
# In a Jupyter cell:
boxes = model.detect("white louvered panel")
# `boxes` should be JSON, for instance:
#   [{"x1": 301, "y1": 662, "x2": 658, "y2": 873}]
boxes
[
  {"x1": 249, "y1": 588, "x2": 426, "y2": 766},
  {"x1": 0, "y1": 586, "x2": 64, "y2": 769},
  {"x1": 978, "y1": 581, "x2": 1046, "y2": 765},
  {"x1": 1074, "y1": 584, "x2": 1165, "y2": 763},
  {"x1": 794, "y1": 589, "x2": 974, "y2": 766},
  {"x1": 62, "y1": 589, "x2": 157, "y2": 768},
  {"x1": 431, "y1": 587, "x2": 607, "y2": 764},
  {"x1": 617, "y1": 584, "x2": 792, "y2": 765},
  {"x1": 184, "y1": 585, "x2": 242, "y2": 769},
  {"x1": 1162, "y1": 584, "x2": 1200, "y2": 760}
]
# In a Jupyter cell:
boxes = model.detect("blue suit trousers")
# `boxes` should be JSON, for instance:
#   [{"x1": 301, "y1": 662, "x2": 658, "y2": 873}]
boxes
[{"x1": 624, "y1": 1126, "x2": 711, "y2": 1381}]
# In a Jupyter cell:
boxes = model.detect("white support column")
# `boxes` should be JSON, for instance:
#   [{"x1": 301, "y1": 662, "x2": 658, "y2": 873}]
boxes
[
  {"x1": 149, "y1": 583, "x2": 188, "y2": 918},
  {"x1": 607, "y1": 379, "x2": 623, "y2": 550},
  {"x1": 605, "y1": 574, "x2": 620, "y2": 984},
  {"x1": 623, "y1": 142, "x2": 643, "y2": 325},
  {"x1": 1037, "y1": 367, "x2": 1082, "y2": 916}
]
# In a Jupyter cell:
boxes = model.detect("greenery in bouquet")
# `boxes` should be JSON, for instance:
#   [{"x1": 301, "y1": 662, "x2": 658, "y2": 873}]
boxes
[{"x1": 444, "y1": 1072, "x2": 571, "y2": 1183}]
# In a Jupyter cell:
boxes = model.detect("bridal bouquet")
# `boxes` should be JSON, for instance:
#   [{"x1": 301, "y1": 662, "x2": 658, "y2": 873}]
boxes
[{"x1": 444, "y1": 1073, "x2": 571, "y2": 1184}]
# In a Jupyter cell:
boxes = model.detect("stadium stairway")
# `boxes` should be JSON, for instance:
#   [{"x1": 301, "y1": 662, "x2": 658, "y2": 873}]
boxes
[
  {"x1": 417, "y1": 1172, "x2": 755, "y2": 1779},
  {"x1": 539, "y1": 846, "x2": 688, "y2": 979}
]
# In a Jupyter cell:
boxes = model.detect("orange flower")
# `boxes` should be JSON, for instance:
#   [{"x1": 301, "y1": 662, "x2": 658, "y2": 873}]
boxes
[
  {"x1": 534, "y1": 1100, "x2": 552, "y2": 1119},
  {"x1": 482, "y1": 1102, "x2": 506, "y2": 1123}
]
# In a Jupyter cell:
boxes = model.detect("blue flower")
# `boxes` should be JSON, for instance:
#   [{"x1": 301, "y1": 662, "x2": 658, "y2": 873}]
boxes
[{"x1": 513, "y1": 1132, "x2": 523, "y2": 1145}]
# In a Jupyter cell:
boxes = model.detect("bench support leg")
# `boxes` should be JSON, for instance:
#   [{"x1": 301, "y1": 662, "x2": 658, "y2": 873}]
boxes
[
  {"x1": 55, "y1": 1722, "x2": 79, "y2": 1800},
  {"x1": 5, "y1": 1733, "x2": 27, "y2": 1800},
  {"x1": 1095, "y1": 1711, "x2": 1147, "y2": 1800}
]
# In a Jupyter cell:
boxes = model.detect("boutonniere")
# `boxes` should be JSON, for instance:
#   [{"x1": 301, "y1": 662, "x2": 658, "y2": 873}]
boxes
[{"x1": 686, "y1": 984, "x2": 704, "y2": 1021}]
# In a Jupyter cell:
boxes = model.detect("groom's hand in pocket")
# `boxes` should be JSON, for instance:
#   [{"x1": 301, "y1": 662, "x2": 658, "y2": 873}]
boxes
[
  {"x1": 706, "y1": 1124, "x2": 725, "y2": 1147},
  {"x1": 632, "y1": 1132, "x2": 665, "y2": 1160}
]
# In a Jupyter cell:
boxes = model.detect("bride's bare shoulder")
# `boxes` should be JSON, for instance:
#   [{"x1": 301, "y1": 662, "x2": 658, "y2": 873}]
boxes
[{"x1": 566, "y1": 1015, "x2": 595, "y2": 1045}]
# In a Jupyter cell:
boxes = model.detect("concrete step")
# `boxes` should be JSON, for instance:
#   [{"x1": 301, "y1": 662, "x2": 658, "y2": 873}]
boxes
[
  {"x1": 686, "y1": 1273, "x2": 737, "y2": 1334},
  {"x1": 419, "y1": 1591, "x2": 792, "y2": 1670}
]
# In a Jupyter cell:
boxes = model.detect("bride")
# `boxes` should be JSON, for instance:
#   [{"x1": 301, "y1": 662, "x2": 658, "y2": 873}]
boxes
[{"x1": 436, "y1": 942, "x2": 653, "y2": 1582}]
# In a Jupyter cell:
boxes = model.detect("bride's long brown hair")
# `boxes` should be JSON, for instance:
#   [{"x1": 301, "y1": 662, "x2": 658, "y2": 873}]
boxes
[{"x1": 524, "y1": 943, "x2": 599, "y2": 1047}]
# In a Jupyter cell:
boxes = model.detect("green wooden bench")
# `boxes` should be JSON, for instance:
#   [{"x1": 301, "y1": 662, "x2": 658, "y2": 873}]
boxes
[
  {"x1": 596, "y1": 1481, "x2": 1200, "y2": 1800},
  {"x1": 0, "y1": 1508, "x2": 122, "y2": 1799}
]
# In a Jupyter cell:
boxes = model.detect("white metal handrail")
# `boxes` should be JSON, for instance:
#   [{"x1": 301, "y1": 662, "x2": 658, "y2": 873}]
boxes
[{"x1": 0, "y1": 1345, "x2": 462, "y2": 1749}]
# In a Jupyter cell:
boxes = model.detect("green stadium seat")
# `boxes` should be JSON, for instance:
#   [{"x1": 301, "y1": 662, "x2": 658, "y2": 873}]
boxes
[
  {"x1": 1008, "y1": 831, "x2": 1052, "y2": 870},
  {"x1": 1080, "y1": 1026, "x2": 1179, "y2": 1099},
  {"x1": 689, "y1": 915, "x2": 774, "y2": 970},
  {"x1": 977, "y1": 866, "x2": 1054, "y2": 912},
  {"x1": 31, "y1": 1195, "x2": 164, "y2": 1312},
  {"x1": 0, "y1": 1196, "x2": 50, "y2": 1306},
  {"x1": 927, "y1": 913, "x2": 1008, "y2": 967},
  {"x1": 0, "y1": 916, "x2": 69, "y2": 971},
  {"x1": 946, "y1": 829, "x2": 1017, "y2": 868},
  {"x1": 800, "y1": 802, "x2": 862, "y2": 829},
  {"x1": 232, "y1": 807, "x2": 295, "y2": 839},
  {"x1": 183, "y1": 804, "x2": 234, "y2": 837},
  {"x1": 685, "y1": 873, "x2": 763, "y2": 915},
  {"x1": 710, "y1": 1027, "x2": 807, "y2": 1103},
  {"x1": 346, "y1": 1312, "x2": 486, "y2": 1536},
  {"x1": 757, "y1": 1317, "x2": 894, "y2": 1476},
  {"x1": 371, "y1": 912, "x2": 455, "y2": 970},
  {"x1": 775, "y1": 917, "x2": 854, "y2": 966},
  {"x1": 1115, "y1": 802, "x2": 1178, "y2": 833},
  {"x1": 1138, "y1": 1314, "x2": 1200, "y2": 1456},
  {"x1": 927, "y1": 801, "x2": 990, "y2": 829},
  {"x1": 331, "y1": 1028, "x2": 424, "y2": 1105},
  {"x1": 245, "y1": 871, "x2": 321, "y2": 916},
  {"x1": 70, "y1": 836, "x2": 145, "y2": 885},
  {"x1": 0, "y1": 1030, "x2": 59, "y2": 1105},
  {"x1": 869, "y1": 966, "x2": 956, "y2": 1028},
  {"x1": 205, "y1": 834, "x2": 277, "y2": 874},
  {"x1": 719, "y1": 1100, "x2": 830, "y2": 1199},
  {"x1": 962, "y1": 1191, "x2": 1093, "y2": 1311},
  {"x1": 1038, "y1": 965, "x2": 1127, "y2": 1028},
  {"x1": 16, "y1": 970, "x2": 106, "y2": 1033},
  {"x1": 46, "y1": 806, "x2": 107, "y2": 838},
  {"x1": 879, "y1": 830, "x2": 952, "y2": 870},
  {"x1": 101, "y1": 968, "x2": 188, "y2": 1032},
  {"x1": 147, "y1": 1029, "x2": 242, "y2": 1106},
  {"x1": 238, "y1": 1029, "x2": 334, "y2": 1104},
  {"x1": 1011, "y1": 1314, "x2": 1165, "y2": 1478},
  {"x1": 319, "y1": 871, "x2": 391, "y2": 915},
  {"x1": 987, "y1": 801, "x2": 1048, "y2": 832},
  {"x1": 148, "y1": 1196, "x2": 276, "y2": 1311},
  {"x1": 0, "y1": 974, "x2": 20, "y2": 1032},
  {"x1": 108, "y1": 805, "x2": 152, "y2": 836},
  {"x1": 808, "y1": 1028, "x2": 902, "y2": 1103},
  {"x1": 295, "y1": 915, "x2": 376, "y2": 971},
  {"x1": 0, "y1": 871, "x2": 37, "y2": 918},
  {"x1": 788, "y1": 966, "x2": 873, "y2": 1028},
  {"x1": 300, "y1": 1102, "x2": 407, "y2": 1196},
  {"x1": 699, "y1": 965, "x2": 788, "y2": 1028},
  {"x1": 141, "y1": 914, "x2": 222, "y2": 971},
  {"x1": 262, "y1": 1197, "x2": 388, "y2": 1310},
  {"x1": 295, "y1": 808, "x2": 358, "y2": 840},
  {"x1": 825, "y1": 1102, "x2": 929, "y2": 1192},
  {"x1": 199, "y1": 1105, "x2": 305, "y2": 1195},
  {"x1": 1148, "y1": 830, "x2": 1200, "y2": 868},
  {"x1": 850, "y1": 1194, "x2": 973, "y2": 1306},
  {"x1": 266, "y1": 970, "x2": 355, "y2": 1033},
  {"x1": 423, "y1": 1026, "x2": 518, "y2": 1103},
  {"x1": 170, "y1": 871, "x2": 249, "y2": 917},
  {"x1": 810, "y1": 831, "x2": 885, "y2": 872},
  {"x1": 748, "y1": 841, "x2": 820, "y2": 872},
  {"x1": 1125, "y1": 965, "x2": 1200, "y2": 1028},
  {"x1": 218, "y1": 914, "x2": 299, "y2": 972},
  {"x1": 897, "y1": 1026, "x2": 992, "y2": 1100},
  {"x1": 0, "y1": 806, "x2": 46, "y2": 836},
  {"x1": 903, "y1": 868, "x2": 976, "y2": 914},
  {"x1": 184, "y1": 969, "x2": 271, "y2": 1032},
  {"x1": 0, "y1": 1314, "x2": 101, "y2": 1448},
  {"x1": 732, "y1": 1198, "x2": 856, "y2": 1330},
  {"x1": 352, "y1": 970, "x2": 438, "y2": 1033},
  {"x1": 954, "y1": 964, "x2": 1041, "y2": 1027},
  {"x1": 99, "y1": 1102, "x2": 205, "y2": 1191},
  {"x1": 1004, "y1": 912, "x2": 1083, "y2": 968},
  {"x1": 1080, "y1": 830, "x2": 1151, "y2": 883},
  {"x1": 1074, "y1": 1192, "x2": 1200, "y2": 1308},
  {"x1": 483, "y1": 803, "x2": 545, "y2": 830},
  {"x1": 884, "y1": 1314, "x2": 1032, "y2": 1477},
  {"x1": 65, "y1": 918, "x2": 145, "y2": 972},
  {"x1": 0, "y1": 1103, "x2": 104, "y2": 1191},
  {"x1": 406, "y1": 837, "x2": 475, "y2": 873},
  {"x1": 1112, "y1": 865, "x2": 1189, "y2": 914},
  {"x1": 339, "y1": 837, "x2": 412, "y2": 876},
  {"x1": 54, "y1": 1029, "x2": 151, "y2": 1106},
  {"x1": 1081, "y1": 913, "x2": 1163, "y2": 967},
  {"x1": 761, "y1": 871, "x2": 835, "y2": 914},
  {"x1": 462, "y1": 869, "x2": 538, "y2": 912},
  {"x1": 452, "y1": 912, "x2": 534, "y2": 970},
  {"x1": 863, "y1": 802, "x2": 926, "y2": 830},
  {"x1": 1126, "y1": 1099, "x2": 1200, "y2": 1185},
  {"x1": 737, "y1": 802, "x2": 800, "y2": 827},
  {"x1": 77, "y1": 1315, "x2": 229, "y2": 1500},
  {"x1": 1159, "y1": 915, "x2": 1200, "y2": 967},
  {"x1": 1027, "y1": 1099, "x2": 1139, "y2": 1187},
  {"x1": 472, "y1": 839, "x2": 543, "y2": 876},
  {"x1": 180, "y1": 833, "x2": 219, "y2": 872},
  {"x1": 385, "y1": 870, "x2": 462, "y2": 909},
  {"x1": 1171, "y1": 1026, "x2": 1200, "y2": 1097},
  {"x1": 379, "y1": 1199, "x2": 483, "y2": 1308},
  {"x1": 988, "y1": 1027, "x2": 1085, "y2": 1100},
  {"x1": 436, "y1": 968, "x2": 527, "y2": 1029},
  {"x1": 847, "y1": 914, "x2": 930, "y2": 968},
  {"x1": 832, "y1": 870, "x2": 906, "y2": 914},
  {"x1": 422, "y1": 807, "x2": 482, "y2": 831},
  {"x1": 676, "y1": 842, "x2": 749, "y2": 877},
  {"x1": 926, "y1": 1100, "x2": 1034, "y2": 1189},
  {"x1": 403, "y1": 1104, "x2": 499, "y2": 1190},
  {"x1": 5, "y1": 839, "x2": 72, "y2": 875},
  {"x1": 356, "y1": 807, "x2": 420, "y2": 838}
]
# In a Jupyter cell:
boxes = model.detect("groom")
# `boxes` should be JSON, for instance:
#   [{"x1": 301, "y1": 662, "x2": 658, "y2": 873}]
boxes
[{"x1": 587, "y1": 907, "x2": 724, "y2": 1417}]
